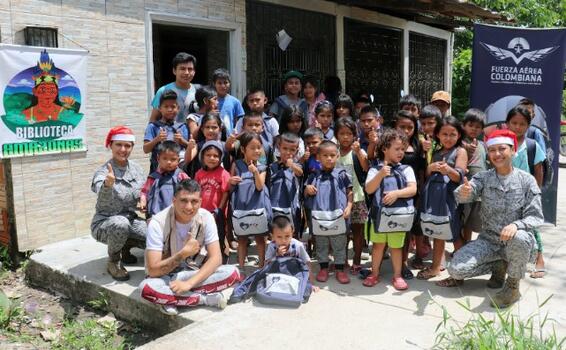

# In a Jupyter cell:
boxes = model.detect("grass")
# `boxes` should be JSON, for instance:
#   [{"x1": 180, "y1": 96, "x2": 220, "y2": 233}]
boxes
[
  {"x1": 433, "y1": 293, "x2": 566, "y2": 350},
  {"x1": 52, "y1": 319, "x2": 125, "y2": 350},
  {"x1": 87, "y1": 291, "x2": 110, "y2": 312}
]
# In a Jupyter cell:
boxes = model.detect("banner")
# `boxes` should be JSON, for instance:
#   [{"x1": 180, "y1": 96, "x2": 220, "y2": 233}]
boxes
[
  {"x1": 0, "y1": 45, "x2": 87, "y2": 158},
  {"x1": 470, "y1": 24, "x2": 566, "y2": 224}
]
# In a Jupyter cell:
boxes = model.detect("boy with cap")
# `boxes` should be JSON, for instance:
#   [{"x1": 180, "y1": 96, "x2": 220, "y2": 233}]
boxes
[
  {"x1": 430, "y1": 90, "x2": 451, "y2": 117},
  {"x1": 269, "y1": 70, "x2": 308, "y2": 123}
]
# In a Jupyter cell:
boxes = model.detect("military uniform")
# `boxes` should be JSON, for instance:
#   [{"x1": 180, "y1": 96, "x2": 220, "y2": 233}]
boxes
[
  {"x1": 91, "y1": 159, "x2": 147, "y2": 258},
  {"x1": 448, "y1": 168, "x2": 543, "y2": 280}
]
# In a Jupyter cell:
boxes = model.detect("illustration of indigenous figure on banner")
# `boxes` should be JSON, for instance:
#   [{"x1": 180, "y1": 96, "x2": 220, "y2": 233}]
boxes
[{"x1": 0, "y1": 46, "x2": 87, "y2": 158}]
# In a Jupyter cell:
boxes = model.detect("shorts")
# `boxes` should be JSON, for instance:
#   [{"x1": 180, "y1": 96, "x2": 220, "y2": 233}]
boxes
[
  {"x1": 350, "y1": 201, "x2": 369, "y2": 224},
  {"x1": 462, "y1": 201, "x2": 482, "y2": 232},
  {"x1": 369, "y1": 231, "x2": 406, "y2": 249}
]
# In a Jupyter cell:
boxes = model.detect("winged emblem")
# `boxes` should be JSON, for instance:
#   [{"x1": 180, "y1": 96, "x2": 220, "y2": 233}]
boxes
[{"x1": 480, "y1": 42, "x2": 558, "y2": 65}]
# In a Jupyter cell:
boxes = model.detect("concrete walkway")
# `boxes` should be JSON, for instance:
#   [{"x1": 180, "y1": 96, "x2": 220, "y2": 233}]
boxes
[{"x1": 28, "y1": 170, "x2": 566, "y2": 349}]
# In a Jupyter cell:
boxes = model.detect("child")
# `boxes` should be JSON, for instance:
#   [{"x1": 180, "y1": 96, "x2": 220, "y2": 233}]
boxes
[
  {"x1": 303, "y1": 75, "x2": 326, "y2": 127},
  {"x1": 334, "y1": 94, "x2": 354, "y2": 120},
  {"x1": 227, "y1": 112, "x2": 272, "y2": 167},
  {"x1": 194, "y1": 140, "x2": 231, "y2": 261},
  {"x1": 399, "y1": 94, "x2": 421, "y2": 118},
  {"x1": 302, "y1": 127, "x2": 324, "y2": 177},
  {"x1": 392, "y1": 110, "x2": 426, "y2": 278},
  {"x1": 417, "y1": 116, "x2": 468, "y2": 285},
  {"x1": 270, "y1": 133, "x2": 303, "y2": 234},
  {"x1": 461, "y1": 108, "x2": 487, "y2": 242},
  {"x1": 275, "y1": 105, "x2": 306, "y2": 161},
  {"x1": 358, "y1": 105, "x2": 381, "y2": 160},
  {"x1": 364, "y1": 128, "x2": 417, "y2": 290},
  {"x1": 314, "y1": 100, "x2": 336, "y2": 142},
  {"x1": 213, "y1": 68, "x2": 245, "y2": 135},
  {"x1": 418, "y1": 104, "x2": 442, "y2": 165},
  {"x1": 236, "y1": 88, "x2": 279, "y2": 141},
  {"x1": 185, "y1": 113, "x2": 228, "y2": 178},
  {"x1": 230, "y1": 132, "x2": 272, "y2": 270},
  {"x1": 335, "y1": 117, "x2": 369, "y2": 274},
  {"x1": 506, "y1": 105, "x2": 546, "y2": 279},
  {"x1": 144, "y1": 90, "x2": 190, "y2": 173},
  {"x1": 187, "y1": 85, "x2": 218, "y2": 139},
  {"x1": 430, "y1": 91, "x2": 451, "y2": 117},
  {"x1": 304, "y1": 140, "x2": 353, "y2": 284},
  {"x1": 140, "y1": 141, "x2": 190, "y2": 217},
  {"x1": 353, "y1": 92, "x2": 370, "y2": 117},
  {"x1": 266, "y1": 216, "x2": 318, "y2": 290},
  {"x1": 269, "y1": 70, "x2": 308, "y2": 122}
]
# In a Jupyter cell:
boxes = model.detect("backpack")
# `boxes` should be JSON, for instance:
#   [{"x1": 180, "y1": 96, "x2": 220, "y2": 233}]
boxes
[
  {"x1": 147, "y1": 168, "x2": 183, "y2": 217},
  {"x1": 269, "y1": 162, "x2": 301, "y2": 226},
  {"x1": 525, "y1": 135, "x2": 553, "y2": 188},
  {"x1": 419, "y1": 148, "x2": 463, "y2": 241},
  {"x1": 231, "y1": 160, "x2": 272, "y2": 236},
  {"x1": 229, "y1": 257, "x2": 312, "y2": 308},
  {"x1": 370, "y1": 162, "x2": 415, "y2": 233},
  {"x1": 304, "y1": 168, "x2": 349, "y2": 236}
]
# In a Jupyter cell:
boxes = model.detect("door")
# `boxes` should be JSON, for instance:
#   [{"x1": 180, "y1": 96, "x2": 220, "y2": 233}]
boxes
[
  {"x1": 409, "y1": 32, "x2": 447, "y2": 106},
  {"x1": 344, "y1": 19, "x2": 402, "y2": 121},
  {"x1": 246, "y1": 0, "x2": 336, "y2": 101}
]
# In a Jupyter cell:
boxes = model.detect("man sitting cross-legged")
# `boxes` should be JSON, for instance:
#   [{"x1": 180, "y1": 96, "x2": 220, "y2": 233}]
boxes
[{"x1": 139, "y1": 179, "x2": 240, "y2": 315}]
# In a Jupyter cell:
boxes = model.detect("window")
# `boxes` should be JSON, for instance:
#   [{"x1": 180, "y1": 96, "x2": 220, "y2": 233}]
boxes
[{"x1": 24, "y1": 27, "x2": 58, "y2": 48}]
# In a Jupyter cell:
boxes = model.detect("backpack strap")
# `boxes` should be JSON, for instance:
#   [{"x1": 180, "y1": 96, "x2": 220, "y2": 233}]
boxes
[
  {"x1": 352, "y1": 152, "x2": 367, "y2": 186},
  {"x1": 525, "y1": 138, "x2": 536, "y2": 175}
]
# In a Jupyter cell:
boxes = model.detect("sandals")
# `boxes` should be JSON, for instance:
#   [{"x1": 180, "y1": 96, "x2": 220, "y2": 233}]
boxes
[
  {"x1": 392, "y1": 277, "x2": 408, "y2": 291},
  {"x1": 435, "y1": 277, "x2": 463, "y2": 288},
  {"x1": 416, "y1": 267, "x2": 440, "y2": 280},
  {"x1": 350, "y1": 264, "x2": 363, "y2": 275},
  {"x1": 402, "y1": 266, "x2": 414, "y2": 280},
  {"x1": 530, "y1": 268, "x2": 546, "y2": 279},
  {"x1": 410, "y1": 257, "x2": 427, "y2": 270},
  {"x1": 362, "y1": 275, "x2": 379, "y2": 287}
]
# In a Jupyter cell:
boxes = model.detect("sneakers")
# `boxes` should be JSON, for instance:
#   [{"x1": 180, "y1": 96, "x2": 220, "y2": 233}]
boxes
[
  {"x1": 335, "y1": 271, "x2": 350, "y2": 284},
  {"x1": 106, "y1": 260, "x2": 129, "y2": 281},
  {"x1": 391, "y1": 277, "x2": 408, "y2": 291},
  {"x1": 204, "y1": 292, "x2": 228, "y2": 309},
  {"x1": 316, "y1": 268, "x2": 329, "y2": 282},
  {"x1": 160, "y1": 304, "x2": 179, "y2": 316}
]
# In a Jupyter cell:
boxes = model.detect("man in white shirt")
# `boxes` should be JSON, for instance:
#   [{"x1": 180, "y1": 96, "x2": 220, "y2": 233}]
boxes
[{"x1": 139, "y1": 179, "x2": 240, "y2": 315}]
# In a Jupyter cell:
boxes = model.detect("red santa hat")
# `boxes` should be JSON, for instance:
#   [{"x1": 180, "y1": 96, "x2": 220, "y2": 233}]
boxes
[
  {"x1": 105, "y1": 126, "x2": 135, "y2": 148},
  {"x1": 485, "y1": 129, "x2": 518, "y2": 151}
]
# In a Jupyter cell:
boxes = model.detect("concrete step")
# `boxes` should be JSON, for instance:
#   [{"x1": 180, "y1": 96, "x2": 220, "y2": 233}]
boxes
[{"x1": 25, "y1": 236, "x2": 227, "y2": 334}]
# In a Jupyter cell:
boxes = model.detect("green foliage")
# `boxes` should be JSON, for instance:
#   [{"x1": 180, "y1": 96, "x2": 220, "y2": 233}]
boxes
[
  {"x1": 52, "y1": 319, "x2": 125, "y2": 350},
  {"x1": 87, "y1": 292, "x2": 110, "y2": 312},
  {"x1": 0, "y1": 289, "x2": 24, "y2": 332},
  {"x1": 451, "y1": 0, "x2": 566, "y2": 117},
  {"x1": 434, "y1": 294, "x2": 566, "y2": 350}
]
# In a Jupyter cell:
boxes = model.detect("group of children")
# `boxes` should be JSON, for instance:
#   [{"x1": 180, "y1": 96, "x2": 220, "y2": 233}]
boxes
[{"x1": 142, "y1": 68, "x2": 547, "y2": 292}]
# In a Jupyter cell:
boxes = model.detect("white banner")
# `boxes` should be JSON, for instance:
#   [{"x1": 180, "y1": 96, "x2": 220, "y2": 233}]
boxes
[{"x1": 0, "y1": 44, "x2": 88, "y2": 158}]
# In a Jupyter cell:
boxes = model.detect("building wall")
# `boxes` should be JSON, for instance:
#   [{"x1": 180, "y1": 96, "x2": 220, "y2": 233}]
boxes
[{"x1": 0, "y1": 0, "x2": 245, "y2": 250}]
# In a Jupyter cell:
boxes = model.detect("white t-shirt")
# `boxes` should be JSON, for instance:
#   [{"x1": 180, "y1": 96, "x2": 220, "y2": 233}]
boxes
[
  {"x1": 366, "y1": 165, "x2": 416, "y2": 186},
  {"x1": 146, "y1": 208, "x2": 219, "y2": 255}
]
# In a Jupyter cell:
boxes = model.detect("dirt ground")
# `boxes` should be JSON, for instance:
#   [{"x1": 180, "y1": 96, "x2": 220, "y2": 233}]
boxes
[{"x1": 0, "y1": 267, "x2": 157, "y2": 349}]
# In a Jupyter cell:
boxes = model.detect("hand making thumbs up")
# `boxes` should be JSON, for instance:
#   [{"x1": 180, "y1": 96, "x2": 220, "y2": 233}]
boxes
[
  {"x1": 379, "y1": 160, "x2": 391, "y2": 177},
  {"x1": 460, "y1": 177, "x2": 472, "y2": 200},
  {"x1": 104, "y1": 163, "x2": 115, "y2": 188}
]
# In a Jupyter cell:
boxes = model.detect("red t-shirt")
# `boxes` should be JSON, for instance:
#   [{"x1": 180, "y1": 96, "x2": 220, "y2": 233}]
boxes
[{"x1": 195, "y1": 167, "x2": 230, "y2": 212}]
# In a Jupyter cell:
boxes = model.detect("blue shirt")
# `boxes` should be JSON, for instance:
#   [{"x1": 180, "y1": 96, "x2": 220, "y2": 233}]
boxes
[
  {"x1": 143, "y1": 120, "x2": 189, "y2": 173},
  {"x1": 217, "y1": 94, "x2": 245, "y2": 134},
  {"x1": 513, "y1": 138, "x2": 546, "y2": 174},
  {"x1": 151, "y1": 82, "x2": 198, "y2": 123}
]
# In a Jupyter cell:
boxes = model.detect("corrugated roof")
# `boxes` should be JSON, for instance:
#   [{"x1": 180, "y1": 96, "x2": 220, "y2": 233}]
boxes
[{"x1": 331, "y1": 0, "x2": 510, "y2": 29}]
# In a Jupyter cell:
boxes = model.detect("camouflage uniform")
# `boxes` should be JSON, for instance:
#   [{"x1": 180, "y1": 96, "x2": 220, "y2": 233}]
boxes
[
  {"x1": 448, "y1": 168, "x2": 543, "y2": 280},
  {"x1": 91, "y1": 159, "x2": 147, "y2": 257}
]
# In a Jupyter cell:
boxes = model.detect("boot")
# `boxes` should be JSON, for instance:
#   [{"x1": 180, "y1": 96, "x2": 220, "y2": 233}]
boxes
[
  {"x1": 487, "y1": 260, "x2": 507, "y2": 289},
  {"x1": 107, "y1": 250, "x2": 129, "y2": 281},
  {"x1": 491, "y1": 277, "x2": 521, "y2": 308},
  {"x1": 121, "y1": 240, "x2": 138, "y2": 265}
]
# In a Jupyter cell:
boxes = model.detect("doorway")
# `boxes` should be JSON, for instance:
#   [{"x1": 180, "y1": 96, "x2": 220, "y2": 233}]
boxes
[{"x1": 152, "y1": 23, "x2": 229, "y2": 92}]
